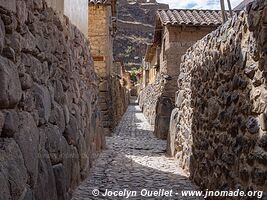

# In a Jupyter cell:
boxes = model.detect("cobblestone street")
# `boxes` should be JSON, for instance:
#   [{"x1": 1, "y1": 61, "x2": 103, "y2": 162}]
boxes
[{"x1": 72, "y1": 100, "x2": 200, "y2": 200}]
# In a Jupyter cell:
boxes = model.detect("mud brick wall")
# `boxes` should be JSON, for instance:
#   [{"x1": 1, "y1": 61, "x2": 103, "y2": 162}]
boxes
[
  {"x1": 168, "y1": 0, "x2": 267, "y2": 193},
  {"x1": 0, "y1": 1, "x2": 105, "y2": 199}
]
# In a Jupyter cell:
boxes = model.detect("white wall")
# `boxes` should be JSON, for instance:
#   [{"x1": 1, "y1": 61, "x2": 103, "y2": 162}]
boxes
[
  {"x1": 64, "y1": 0, "x2": 88, "y2": 36},
  {"x1": 45, "y1": 0, "x2": 88, "y2": 36}
]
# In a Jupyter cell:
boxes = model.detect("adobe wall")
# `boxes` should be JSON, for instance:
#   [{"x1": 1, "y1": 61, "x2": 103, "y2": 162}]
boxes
[
  {"x1": 168, "y1": 0, "x2": 267, "y2": 192},
  {"x1": 0, "y1": 1, "x2": 104, "y2": 199},
  {"x1": 154, "y1": 26, "x2": 217, "y2": 139},
  {"x1": 88, "y1": 5, "x2": 114, "y2": 135}
]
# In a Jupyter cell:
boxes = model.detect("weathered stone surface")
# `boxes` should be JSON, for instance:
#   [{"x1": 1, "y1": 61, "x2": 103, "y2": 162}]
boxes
[
  {"x1": 0, "y1": 138, "x2": 28, "y2": 200},
  {"x1": 64, "y1": 114, "x2": 79, "y2": 145},
  {"x1": 246, "y1": 117, "x2": 260, "y2": 134},
  {"x1": 33, "y1": 83, "x2": 52, "y2": 124},
  {"x1": 0, "y1": 0, "x2": 16, "y2": 12},
  {"x1": 259, "y1": 113, "x2": 267, "y2": 131},
  {"x1": 168, "y1": 0, "x2": 267, "y2": 193},
  {"x1": 34, "y1": 149, "x2": 58, "y2": 200},
  {"x1": 139, "y1": 80, "x2": 162, "y2": 125},
  {"x1": 2, "y1": 46, "x2": 15, "y2": 61},
  {"x1": 49, "y1": 102, "x2": 66, "y2": 134},
  {"x1": 40, "y1": 124, "x2": 65, "y2": 165},
  {"x1": 2, "y1": 110, "x2": 19, "y2": 137},
  {"x1": 77, "y1": 132, "x2": 90, "y2": 179},
  {"x1": 0, "y1": 16, "x2": 5, "y2": 53},
  {"x1": 14, "y1": 112, "x2": 39, "y2": 188},
  {"x1": 19, "y1": 72, "x2": 33, "y2": 90},
  {"x1": 0, "y1": 111, "x2": 4, "y2": 136},
  {"x1": 0, "y1": 172, "x2": 11, "y2": 200},
  {"x1": 16, "y1": 0, "x2": 27, "y2": 25},
  {"x1": 19, "y1": 185, "x2": 33, "y2": 200},
  {"x1": 0, "y1": 1, "x2": 105, "y2": 199},
  {"x1": 53, "y1": 164, "x2": 67, "y2": 200},
  {"x1": 259, "y1": 134, "x2": 267, "y2": 151},
  {"x1": 0, "y1": 56, "x2": 22, "y2": 108},
  {"x1": 69, "y1": 146, "x2": 81, "y2": 190}
]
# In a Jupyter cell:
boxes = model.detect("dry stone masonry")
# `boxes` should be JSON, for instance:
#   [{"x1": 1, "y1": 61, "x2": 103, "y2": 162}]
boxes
[
  {"x1": 111, "y1": 76, "x2": 130, "y2": 129},
  {"x1": 139, "y1": 79, "x2": 163, "y2": 126},
  {"x1": 0, "y1": 1, "x2": 105, "y2": 199},
  {"x1": 168, "y1": 0, "x2": 267, "y2": 194}
]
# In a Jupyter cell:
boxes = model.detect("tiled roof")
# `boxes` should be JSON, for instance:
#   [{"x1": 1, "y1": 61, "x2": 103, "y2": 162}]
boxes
[
  {"x1": 89, "y1": 0, "x2": 109, "y2": 5},
  {"x1": 157, "y1": 9, "x2": 226, "y2": 26}
]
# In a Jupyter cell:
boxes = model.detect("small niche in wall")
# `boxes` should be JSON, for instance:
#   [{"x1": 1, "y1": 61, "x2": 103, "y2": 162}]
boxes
[{"x1": 93, "y1": 56, "x2": 104, "y2": 61}]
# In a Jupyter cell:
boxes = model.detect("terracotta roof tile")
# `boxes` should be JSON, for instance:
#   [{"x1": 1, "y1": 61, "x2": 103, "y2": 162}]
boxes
[
  {"x1": 89, "y1": 0, "x2": 110, "y2": 5},
  {"x1": 157, "y1": 9, "x2": 228, "y2": 26}
]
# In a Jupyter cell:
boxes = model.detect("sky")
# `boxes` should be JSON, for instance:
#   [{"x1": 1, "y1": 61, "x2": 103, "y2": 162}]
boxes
[{"x1": 157, "y1": 0, "x2": 244, "y2": 9}]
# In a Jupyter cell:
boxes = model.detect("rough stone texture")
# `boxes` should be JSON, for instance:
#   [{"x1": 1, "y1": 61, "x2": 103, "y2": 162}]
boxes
[
  {"x1": 169, "y1": 0, "x2": 267, "y2": 194},
  {"x1": 0, "y1": 2, "x2": 104, "y2": 200},
  {"x1": 0, "y1": 56, "x2": 22, "y2": 108},
  {"x1": 139, "y1": 79, "x2": 162, "y2": 125},
  {"x1": 88, "y1": 5, "x2": 129, "y2": 135},
  {"x1": 110, "y1": 76, "x2": 130, "y2": 129},
  {"x1": 72, "y1": 99, "x2": 200, "y2": 200},
  {"x1": 114, "y1": 0, "x2": 169, "y2": 69}
]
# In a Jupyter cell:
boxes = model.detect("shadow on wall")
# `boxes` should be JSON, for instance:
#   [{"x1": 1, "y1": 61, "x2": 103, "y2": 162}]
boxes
[{"x1": 168, "y1": 0, "x2": 267, "y2": 196}]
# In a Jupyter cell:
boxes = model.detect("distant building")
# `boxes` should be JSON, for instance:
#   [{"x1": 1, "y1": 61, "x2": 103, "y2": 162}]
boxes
[
  {"x1": 88, "y1": 0, "x2": 118, "y2": 135},
  {"x1": 142, "y1": 9, "x2": 227, "y2": 139},
  {"x1": 88, "y1": 0, "x2": 117, "y2": 79},
  {"x1": 142, "y1": 44, "x2": 160, "y2": 88}
]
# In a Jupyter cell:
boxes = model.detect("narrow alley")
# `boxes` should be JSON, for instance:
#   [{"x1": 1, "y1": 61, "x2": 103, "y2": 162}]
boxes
[{"x1": 72, "y1": 99, "x2": 200, "y2": 199}]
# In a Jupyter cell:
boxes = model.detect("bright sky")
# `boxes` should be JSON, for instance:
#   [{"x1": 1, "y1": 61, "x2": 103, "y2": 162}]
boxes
[{"x1": 157, "y1": 0, "x2": 244, "y2": 9}]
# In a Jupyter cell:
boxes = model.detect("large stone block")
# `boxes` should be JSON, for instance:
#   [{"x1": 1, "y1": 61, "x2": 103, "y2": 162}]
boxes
[
  {"x1": 0, "y1": 138, "x2": 28, "y2": 200},
  {"x1": 53, "y1": 164, "x2": 67, "y2": 200},
  {"x1": 0, "y1": 56, "x2": 22, "y2": 109},
  {"x1": 0, "y1": 0, "x2": 16, "y2": 12},
  {"x1": 33, "y1": 83, "x2": 52, "y2": 124},
  {"x1": 34, "y1": 149, "x2": 58, "y2": 200},
  {"x1": 63, "y1": 114, "x2": 79, "y2": 145},
  {"x1": 0, "y1": 16, "x2": 5, "y2": 53},
  {"x1": 14, "y1": 112, "x2": 39, "y2": 188},
  {"x1": 0, "y1": 111, "x2": 4, "y2": 136},
  {"x1": 49, "y1": 102, "x2": 66, "y2": 134},
  {"x1": 2, "y1": 110, "x2": 19, "y2": 137},
  {"x1": 40, "y1": 124, "x2": 67, "y2": 165}
]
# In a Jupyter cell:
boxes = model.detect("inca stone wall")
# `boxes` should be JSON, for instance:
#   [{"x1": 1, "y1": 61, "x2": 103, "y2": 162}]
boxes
[
  {"x1": 0, "y1": 1, "x2": 105, "y2": 199},
  {"x1": 168, "y1": 0, "x2": 267, "y2": 192},
  {"x1": 139, "y1": 80, "x2": 162, "y2": 125},
  {"x1": 111, "y1": 76, "x2": 130, "y2": 128}
]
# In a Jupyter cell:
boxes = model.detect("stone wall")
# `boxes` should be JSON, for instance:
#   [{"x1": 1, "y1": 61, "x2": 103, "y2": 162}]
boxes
[
  {"x1": 111, "y1": 76, "x2": 130, "y2": 128},
  {"x1": 139, "y1": 80, "x2": 162, "y2": 125},
  {"x1": 141, "y1": 26, "x2": 217, "y2": 140},
  {"x1": 168, "y1": 0, "x2": 267, "y2": 193},
  {"x1": 88, "y1": 5, "x2": 115, "y2": 135},
  {"x1": 0, "y1": 1, "x2": 104, "y2": 200},
  {"x1": 158, "y1": 27, "x2": 220, "y2": 139}
]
